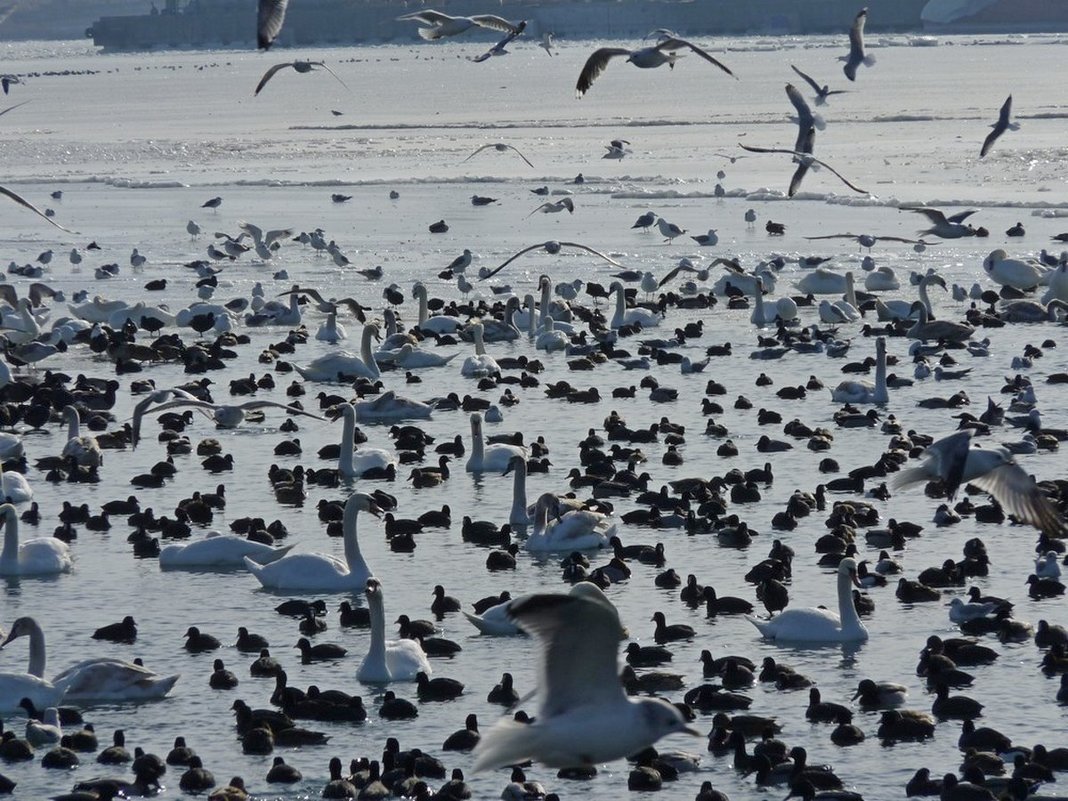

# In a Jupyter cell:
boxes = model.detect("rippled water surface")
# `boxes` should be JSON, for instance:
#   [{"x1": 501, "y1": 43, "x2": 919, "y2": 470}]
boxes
[{"x1": 0, "y1": 31, "x2": 1066, "y2": 801}]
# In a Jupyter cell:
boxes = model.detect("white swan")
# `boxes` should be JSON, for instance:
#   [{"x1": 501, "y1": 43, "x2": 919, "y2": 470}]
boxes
[
  {"x1": 316, "y1": 312, "x2": 347, "y2": 343},
  {"x1": 0, "y1": 460, "x2": 32, "y2": 504},
  {"x1": 354, "y1": 391, "x2": 434, "y2": 423},
  {"x1": 795, "y1": 267, "x2": 849, "y2": 295},
  {"x1": 1, "y1": 616, "x2": 179, "y2": 703},
  {"x1": 0, "y1": 503, "x2": 70, "y2": 576},
  {"x1": 983, "y1": 249, "x2": 1046, "y2": 290},
  {"x1": 461, "y1": 321, "x2": 501, "y2": 378},
  {"x1": 61, "y1": 405, "x2": 102, "y2": 468},
  {"x1": 244, "y1": 493, "x2": 379, "y2": 592},
  {"x1": 535, "y1": 319, "x2": 569, "y2": 352},
  {"x1": 504, "y1": 455, "x2": 532, "y2": 528},
  {"x1": 25, "y1": 707, "x2": 61, "y2": 746},
  {"x1": 0, "y1": 432, "x2": 22, "y2": 460},
  {"x1": 830, "y1": 337, "x2": 888, "y2": 404},
  {"x1": 466, "y1": 413, "x2": 527, "y2": 473},
  {"x1": 394, "y1": 343, "x2": 458, "y2": 369},
  {"x1": 357, "y1": 577, "x2": 432, "y2": 683},
  {"x1": 749, "y1": 278, "x2": 775, "y2": 326},
  {"x1": 907, "y1": 302, "x2": 973, "y2": 343},
  {"x1": 748, "y1": 558, "x2": 868, "y2": 643},
  {"x1": 0, "y1": 634, "x2": 64, "y2": 712},
  {"x1": 864, "y1": 265, "x2": 900, "y2": 292},
  {"x1": 610, "y1": 282, "x2": 661, "y2": 329},
  {"x1": 999, "y1": 298, "x2": 1068, "y2": 323},
  {"x1": 463, "y1": 598, "x2": 522, "y2": 635},
  {"x1": 875, "y1": 272, "x2": 945, "y2": 321},
  {"x1": 526, "y1": 493, "x2": 614, "y2": 553},
  {"x1": 1042, "y1": 263, "x2": 1068, "y2": 303},
  {"x1": 296, "y1": 323, "x2": 380, "y2": 381},
  {"x1": 159, "y1": 531, "x2": 295, "y2": 569},
  {"x1": 335, "y1": 404, "x2": 397, "y2": 479},
  {"x1": 413, "y1": 283, "x2": 462, "y2": 335}
]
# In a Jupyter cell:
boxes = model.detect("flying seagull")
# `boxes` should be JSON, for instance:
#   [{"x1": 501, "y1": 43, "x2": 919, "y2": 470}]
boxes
[
  {"x1": 980, "y1": 95, "x2": 1018, "y2": 158},
  {"x1": 805, "y1": 233, "x2": 931, "y2": 251},
  {"x1": 900, "y1": 207, "x2": 977, "y2": 239},
  {"x1": 790, "y1": 65, "x2": 847, "y2": 106},
  {"x1": 527, "y1": 198, "x2": 574, "y2": 218},
  {"x1": 480, "y1": 241, "x2": 622, "y2": 280},
  {"x1": 471, "y1": 20, "x2": 528, "y2": 62},
  {"x1": 463, "y1": 142, "x2": 534, "y2": 169},
  {"x1": 0, "y1": 184, "x2": 76, "y2": 234},
  {"x1": 471, "y1": 583, "x2": 698, "y2": 771},
  {"x1": 893, "y1": 429, "x2": 1066, "y2": 537},
  {"x1": 0, "y1": 100, "x2": 29, "y2": 118},
  {"x1": 739, "y1": 134, "x2": 868, "y2": 197},
  {"x1": 575, "y1": 37, "x2": 735, "y2": 98},
  {"x1": 842, "y1": 8, "x2": 875, "y2": 82},
  {"x1": 256, "y1": 0, "x2": 288, "y2": 49},
  {"x1": 397, "y1": 10, "x2": 522, "y2": 40},
  {"x1": 786, "y1": 83, "x2": 825, "y2": 152},
  {"x1": 254, "y1": 61, "x2": 349, "y2": 96}
]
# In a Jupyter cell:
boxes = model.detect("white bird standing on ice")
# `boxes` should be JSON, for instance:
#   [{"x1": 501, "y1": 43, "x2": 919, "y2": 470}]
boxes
[
  {"x1": 472, "y1": 582, "x2": 698, "y2": 770},
  {"x1": 656, "y1": 217, "x2": 686, "y2": 243}
]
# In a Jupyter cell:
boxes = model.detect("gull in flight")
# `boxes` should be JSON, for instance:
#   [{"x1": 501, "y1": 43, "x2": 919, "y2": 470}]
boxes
[
  {"x1": 256, "y1": 0, "x2": 288, "y2": 49},
  {"x1": 527, "y1": 198, "x2": 574, "y2": 218},
  {"x1": 739, "y1": 133, "x2": 868, "y2": 197},
  {"x1": 132, "y1": 390, "x2": 325, "y2": 448},
  {"x1": 790, "y1": 65, "x2": 846, "y2": 106},
  {"x1": 541, "y1": 32, "x2": 556, "y2": 56},
  {"x1": 893, "y1": 429, "x2": 1066, "y2": 537},
  {"x1": 254, "y1": 61, "x2": 349, "y2": 96},
  {"x1": 276, "y1": 286, "x2": 368, "y2": 321},
  {"x1": 471, "y1": 583, "x2": 699, "y2": 771},
  {"x1": 463, "y1": 142, "x2": 534, "y2": 169},
  {"x1": 980, "y1": 95, "x2": 1018, "y2": 158},
  {"x1": 397, "y1": 9, "x2": 522, "y2": 40},
  {"x1": 786, "y1": 83, "x2": 825, "y2": 151},
  {"x1": 900, "y1": 207, "x2": 977, "y2": 239},
  {"x1": 480, "y1": 240, "x2": 621, "y2": 280},
  {"x1": 0, "y1": 184, "x2": 76, "y2": 234},
  {"x1": 471, "y1": 20, "x2": 527, "y2": 62},
  {"x1": 657, "y1": 261, "x2": 711, "y2": 288},
  {"x1": 841, "y1": 7, "x2": 875, "y2": 81},
  {"x1": 602, "y1": 139, "x2": 632, "y2": 160},
  {"x1": 805, "y1": 233, "x2": 932, "y2": 252},
  {"x1": 575, "y1": 36, "x2": 735, "y2": 98}
]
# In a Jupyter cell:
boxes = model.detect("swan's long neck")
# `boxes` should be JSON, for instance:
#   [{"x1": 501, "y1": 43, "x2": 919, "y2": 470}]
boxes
[
  {"x1": 25, "y1": 618, "x2": 46, "y2": 678},
  {"x1": 474, "y1": 327, "x2": 486, "y2": 357},
  {"x1": 0, "y1": 506, "x2": 18, "y2": 568},
  {"x1": 845, "y1": 272, "x2": 857, "y2": 309},
  {"x1": 873, "y1": 340, "x2": 888, "y2": 404},
  {"x1": 918, "y1": 277, "x2": 934, "y2": 318},
  {"x1": 417, "y1": 289, "x2": 428, "y2": 326},
  {"x1": 367, "y1": 590, "x2": 388, "y2": 675},
  {"x1": 838, "y1": 569, "x2": 863, "y2": 635},
  {"x1": 538, "y1": 280, "x2": 551, "y2": 327},
  {"x1": 65, "y1": 407, "x2": 80, "y2": 441},
  {"x1": 752, "y1": 287, "x2": 767, "y2": 326},
  {"x1": 470, "y1": 418, "x2": 484, "y2": 463},
  {"x1": 524, "y1": 295, "x2": 537, "y2": 339},
  {"x1": 342, "y1": 497, "x2": 364, "y2": 574},
  {"x1": 510, "y1": 461, "x2": 528, "y2": 524},
  {"x1": 339, "y1": 407, "x2": 356, "y2": 476},
  {"x1": 613, "y1": 288, "x2": 625, "y2": 327},
  {"x1": 361, "y1": 327, "x2": 379, "y2": 377}
]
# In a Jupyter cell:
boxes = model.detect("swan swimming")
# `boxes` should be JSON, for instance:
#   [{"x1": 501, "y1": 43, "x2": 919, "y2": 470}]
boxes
[
  {"x1": 0, "y1": 502, "x2": 71, "y2": 576},
  {"x1": 830, "y1": 337, "x2": 888, "y2": 404},
  {"x1": 466, "y1": 413, "x2": 527, "y2": 473},
  {"x1": 243, "y1": 492, "x2": 379, "y2": 591},
  {"x1": 60, "y1": 405, "x2": 102, "y2": 468},
  {"x1": 461, "y1": 321, "x2": 501, "y2": 378},
  {"x1": 748, "y1": 558, "x2": 869, "y2": 643},
  {"x1": 334, "y1": 404, "x2": 397, "y2": 479},
  {"x1": 296, "y1": 323, "x2": 381, "y2": 381},
  {"x1": 1, "y1": 616, "x2": 179, "y2": 703},
  {"x1": 357, "y1": 577, "x2": 432, "y2": 683},
  {"x1": 526, "y1": 493, "x2": 614, "y2": 553},
  {"x1": 609, "y1": 281, "x2": 661, "y2": 329},
  {"x1": 159, "y1": 531, "x2": 296, "y2": 569},
  {"x1": 0, "y1": 459, "x2": 32, "y2": 504}
]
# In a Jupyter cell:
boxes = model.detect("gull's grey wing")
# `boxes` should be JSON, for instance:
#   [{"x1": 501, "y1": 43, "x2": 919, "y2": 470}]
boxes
[
  {"x1": 902, "y1": 207, "x2": 950, "y2": 225},
  {"x1": 0, "y1": 184, "x2": 76, "y2": 234},
  {"x1": 462, "y1": 143, "x2": 496, "y2": 163},
  {"x1": 971, "y1": 462, "x2": 1066, "y2": 537},
  {"x1": 257, "y1": 0, "x2": 288, "y2": 49},
  {"x1": 791, "y1": 64, "x2": 821, "y2": 95},
  {"x1": 557, "y1": 241, "x2": 622, "y2": 267},
  {"x1": 470, "y1": 14, "x2": 522, "y2": 34},
  {"x1": 506, "y1": 145, "x2": 535, "y2": 168},
  {"x1": 479, "y1": 242, "x2": 550, "y2": 280},
  {"x1": 575, "y1": 48, "x2": 632, "y2": 98},
  {"x1": 657, "y1": 37, "x2": 735, "y2": 78},
  {"x1": 0, "y1": 100, "x2": 30, "y2": 118},
  {"x1": 254, "y1": 62, "x2": 293, "y2": 96}
]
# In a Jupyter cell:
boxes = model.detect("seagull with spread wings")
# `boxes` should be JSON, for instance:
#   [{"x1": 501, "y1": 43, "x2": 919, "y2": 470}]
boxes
[
  {"x1": 575, "y1": 36, "x2": 735, "y2": 98},
  {"x1": 786, "y1": 83, "x2": 825, "y2": 151},
  {"x1": 900, "y1": 207, "x2": 977, "y2": 239},
  {"x1": 256, "y1": 0, "x2": 288, "y2": 49},
  {"x1": 791, "y1": 65, "x2": 847, "y2": 106},
  {"x1": 471, "y1": 20, "x2": 527, "y2": 62},
  {"x1": 739, "y1": 132, "x2": 868, "y2": 197},
  {"x1": 480, "y1": 241, "x2": 621, "y2": 281},
  {"x1": 805, "y1": 233, "x2": 931, "y2": 251},
  {"x1": 275, "y1": 286, "x2": 368, "y2": 321},
  {"x1": 980, "y1": 95, "x2": 1018, "y2": 158},
  {"x1": 841, "y1": 7, "x2": 875, "y2": 81},
  {"x1": 526, "y1": 198, "x2": 574, "y2": 218},
  {"x1": 0, "y1": 185, "x2": 76, "y2": 234},
  {"x1": 397, "y1": 9, "x2": 522, "y2": 40},
  {"x1": 463, "y1": 142, "x2": 534, "y2": 169},
  {"x1": 253, "y1": 60, "x2": 349, "y2": 96}
]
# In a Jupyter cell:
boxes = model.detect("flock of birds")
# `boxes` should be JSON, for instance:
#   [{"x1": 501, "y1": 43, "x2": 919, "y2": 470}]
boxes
[{"x1": 0, "y1": 4, "x2": 1066, "y2": 801}]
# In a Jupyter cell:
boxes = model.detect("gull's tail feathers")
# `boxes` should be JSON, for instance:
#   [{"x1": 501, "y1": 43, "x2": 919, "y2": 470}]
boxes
[
  {"x1": 890, "y1": 465, "x2": 930, "y2": 491},
  {"x1": 472, "y1": 717, "x2": 544, "y2": 772}
]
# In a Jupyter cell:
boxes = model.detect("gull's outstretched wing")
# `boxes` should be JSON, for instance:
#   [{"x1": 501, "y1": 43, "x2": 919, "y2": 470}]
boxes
[
  {"x1": 738, "y1": 141, "x2": 868, "y2": 196},
  {"x1": 981, "y1": 95, "x2": 1013, "y2": 158},
  {"x1": 480, "y1": 242, "x2": 550, "y2": 280},
  {"x1": 791, "y1": 64, "x2": 821, "y2": 95},
  {"x1": 254, "y1": 62, "x2": 293, "y2": 96},
  {"x1": 0, "y1": 184, "x2": 77, "y2": 234},
  {"x1": 557, "y1": 241, "x2": 622, "y2": 267},
  {"x1": 462, "y1": 143, "x2": 496, "y2": 163},
  {"x1": 471, "y1": 14, "x2": 522, "y2": 34},
  {"x1": 901, "y1": 207, "x2": 950, "y2": 225},
  {"x1": 971, "y1": 461, "x2": 1066, "y2": 536},
  {"x1": 575, "y1": 48, "x2": 632, "y2": 98},
  {"x1": 506, "y1": 144, "x2": 535, "y2": 168},
  {"x1": 0, "y1": 100, "x2": 30, "y2": 118},
  {"x1": 656, "y1": 37, "x2": 735, "y2": 78},
  {"x1": 257, "y1": 0, "x2": 289, "y2": 49}
]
